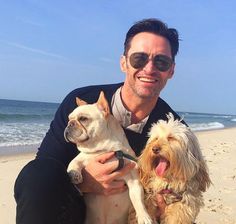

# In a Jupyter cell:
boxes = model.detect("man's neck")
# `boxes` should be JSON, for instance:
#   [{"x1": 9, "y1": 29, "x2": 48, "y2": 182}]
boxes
[{"x1": 120, "y1": 87, "x2": 158, "y2": 124}]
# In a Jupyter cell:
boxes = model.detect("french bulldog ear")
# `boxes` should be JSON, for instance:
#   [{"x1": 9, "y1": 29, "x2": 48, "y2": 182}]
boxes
[
  {"x1": 76, "y1": 97, "x2": 88, "y2": 106},
  {"x1": 97, "y1": 91, "x2": 110, "y2": 118}
]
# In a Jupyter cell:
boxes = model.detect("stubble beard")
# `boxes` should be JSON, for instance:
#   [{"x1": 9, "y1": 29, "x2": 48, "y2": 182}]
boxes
[
  {"x1": 130, "y1": 82, "x2": 160, "y2": 99},
  {"x1": 125, "y1": 66, "x2": 161, "y2": 100}
]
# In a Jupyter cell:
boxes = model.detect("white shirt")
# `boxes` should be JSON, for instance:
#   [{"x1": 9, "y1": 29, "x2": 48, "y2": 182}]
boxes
[{"x1": 111, "y1": 87, "x2": 149, "y2": 133}]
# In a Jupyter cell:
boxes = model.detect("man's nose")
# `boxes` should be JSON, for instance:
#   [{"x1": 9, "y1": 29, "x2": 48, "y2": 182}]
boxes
[{"x1": 143, "y1": 59, "x2": 156, "y2": 73}]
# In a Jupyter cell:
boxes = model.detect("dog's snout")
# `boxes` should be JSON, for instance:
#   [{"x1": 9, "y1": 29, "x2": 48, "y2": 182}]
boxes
[
  {"x1": 64, "y1": 120, "x2": 77, "y2": 143},
  {"x1": 152, "y1": 146, "x2": 161, "y2": 154},
  {"x1": 68, "y1": 120, "x2": 77, "y2": 127},
  {"x1": 64, "y1": 129, "x2": 70, "y2": 142}
]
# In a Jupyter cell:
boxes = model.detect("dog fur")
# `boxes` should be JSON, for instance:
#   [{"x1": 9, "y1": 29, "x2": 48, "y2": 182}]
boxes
[
  {"x1": 64, "y1": 91, "x2": 152, "y2": 224},
  {"x1": 129, "y1": 113, "x2": 211, "y2": 224}
]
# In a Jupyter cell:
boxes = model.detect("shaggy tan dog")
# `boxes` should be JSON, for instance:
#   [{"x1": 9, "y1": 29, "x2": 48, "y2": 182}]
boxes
[{"x1": 129, "y1": 113, "x2": 211, "y2": 224}]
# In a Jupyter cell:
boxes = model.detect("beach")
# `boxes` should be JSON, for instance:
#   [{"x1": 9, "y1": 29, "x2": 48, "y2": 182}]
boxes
[
  {"x1": 1, "y1": 128, "x2": 236, "y2": 224},
  {"x1": 196, "y1": 128, "x2": 236, "y2": 224},
  {"x1": 0, "y1": 150, "x2": 36, "y2": 224}
]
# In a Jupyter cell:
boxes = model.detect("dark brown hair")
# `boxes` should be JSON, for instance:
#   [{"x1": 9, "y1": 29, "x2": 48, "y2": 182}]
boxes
[{"x1": 124, "y1": 18, "x2": 179, "y2": 61}]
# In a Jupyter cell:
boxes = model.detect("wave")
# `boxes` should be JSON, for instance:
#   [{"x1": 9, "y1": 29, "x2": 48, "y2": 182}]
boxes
[
  {"x1": 0, "y1": 140, "x2": 42, "y2": 147},
  {"x1": 189, "y1": 122, "x2": 225, "y2": 131},
  {"x1": 213, "y1": 115, "x2": 232, "y2": 119},
  {"x1": 0, "y1": 122, "x2": 49, "y2": 147},
  {"x1": 231, "y1": 118, "x2": 236, "y2": 122}
]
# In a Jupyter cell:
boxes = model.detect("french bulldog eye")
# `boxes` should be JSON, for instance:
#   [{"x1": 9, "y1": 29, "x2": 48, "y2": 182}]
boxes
[{"x1": 78, "y1": 116, "x2": 88, "y2": 122}]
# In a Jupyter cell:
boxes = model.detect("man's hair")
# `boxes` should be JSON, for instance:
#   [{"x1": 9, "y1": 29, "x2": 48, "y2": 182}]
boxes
[{"x1": 124, "y1": 18, "x2": 179, "y2": 61}]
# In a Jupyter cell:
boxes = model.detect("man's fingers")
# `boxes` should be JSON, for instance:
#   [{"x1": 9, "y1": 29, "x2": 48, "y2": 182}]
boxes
[
  {"x1": 108, "y1": 161, "x2": 136, "y2": 180},
  {"x1": 98, "y1": 157, "x2": 134, "y2": 175},
  {"x1": 95, "y1": 152, "x2": 115, "y2": 163}
]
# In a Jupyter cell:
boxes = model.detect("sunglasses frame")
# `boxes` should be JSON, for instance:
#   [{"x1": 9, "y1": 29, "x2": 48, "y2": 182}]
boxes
[{"x1": 129, "y1": 52, "x2": 173, "y2": 72}]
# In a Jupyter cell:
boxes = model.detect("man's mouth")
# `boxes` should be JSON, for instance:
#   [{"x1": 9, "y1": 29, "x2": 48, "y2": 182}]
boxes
[{"x1": 137, "y1": 76, "x2": 157, "y2": 83}]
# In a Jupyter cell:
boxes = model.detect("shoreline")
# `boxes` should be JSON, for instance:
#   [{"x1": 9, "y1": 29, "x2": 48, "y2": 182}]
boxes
[
  {"x1": 0, "y1": 127, "x2": 236, "y2": 223},
  {"x1": 0, "y1": 144, "x2": 39, "y2": 158},
  {"x1": 194, "y1": 125, "x2": 236, "y2": 133},
  {"x1": 1, "y1": 125, "x2": 235, "y2": 157}
]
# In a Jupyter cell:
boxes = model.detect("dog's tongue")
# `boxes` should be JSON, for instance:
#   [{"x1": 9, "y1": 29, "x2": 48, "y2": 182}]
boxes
[{"x1": 155, "y1": 157, "x2": 168, "y2": 177}]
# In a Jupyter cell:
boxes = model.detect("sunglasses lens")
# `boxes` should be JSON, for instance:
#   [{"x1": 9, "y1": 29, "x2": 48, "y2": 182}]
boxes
[
  {"x1": 129, "y1": 53, "x2": 148, "y2": 69},
  {"x1": 129, "y1": 53, "x2": 173, "y2": 71},
  {"x1": 154, "y1": 55, "x2": 172, "y2": 72}
]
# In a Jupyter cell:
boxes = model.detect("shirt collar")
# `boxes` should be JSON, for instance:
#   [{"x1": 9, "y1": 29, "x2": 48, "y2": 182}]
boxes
[{"x1": 111, "y1": 87, "x2": 149, "y2": 133}]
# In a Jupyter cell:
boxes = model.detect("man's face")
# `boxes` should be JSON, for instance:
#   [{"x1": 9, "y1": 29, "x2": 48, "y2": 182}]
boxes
[{"x1": 120, "y1": 32, "x2": 175, "y2": 99}]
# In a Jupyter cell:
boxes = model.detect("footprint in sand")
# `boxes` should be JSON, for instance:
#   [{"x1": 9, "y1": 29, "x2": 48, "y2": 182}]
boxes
[
  {"x1": 224, "y1": 175, "x2": 236, "y2": 181},
  {"x1": 219, "y1": 217, "x2": 236, "y2": 224},
  {"x1": 204, "y1": 198, "x2": 232, "y2": 216},
  {"x1": 220, "y1": 187, "x2": 236, "y2": 193}
]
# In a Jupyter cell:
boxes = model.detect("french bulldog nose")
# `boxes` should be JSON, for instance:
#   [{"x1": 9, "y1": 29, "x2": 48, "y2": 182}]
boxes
[
  {"x1": 68, "y1": 120, "x2": 77, "y2": 127},
  {"x1": 152, "y1": 146, "x2": 161, "y2": 154}
]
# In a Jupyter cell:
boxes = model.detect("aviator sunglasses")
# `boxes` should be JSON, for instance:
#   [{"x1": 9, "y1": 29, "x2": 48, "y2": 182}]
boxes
[{"x1": 129, "y1": 52, "x2": 173, "y2": 72}]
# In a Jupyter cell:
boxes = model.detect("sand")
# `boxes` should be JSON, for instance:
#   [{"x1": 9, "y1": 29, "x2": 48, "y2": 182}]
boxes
[
  {"x1": 0, "y1": 128, "x2": 236, "y2": 224},
  {"x1": 0, "y1": 152, "x2": 35, "y2": 224},
  {"x1": 196, "y1": 128, "x2": 236, "y2": 224}
]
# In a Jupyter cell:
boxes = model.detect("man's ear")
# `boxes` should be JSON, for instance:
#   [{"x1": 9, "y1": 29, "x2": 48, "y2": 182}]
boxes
[
  {"x1": 76, "y1": 97, "x2": 88, "y2": 106},
  {"x1": 120, "y1": 55, "x2": 127, "y2": 73},
  {"x1": 168, "y1": 63, "x2": 175, "y2": 79},
  {"x1": 97, "y1": 91, "x2": 110, "y2": 118}
]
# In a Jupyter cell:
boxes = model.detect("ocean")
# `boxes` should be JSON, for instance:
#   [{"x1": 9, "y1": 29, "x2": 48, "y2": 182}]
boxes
[{"x1": 0, "y1": 99, "x2": 236, "y2": 149}]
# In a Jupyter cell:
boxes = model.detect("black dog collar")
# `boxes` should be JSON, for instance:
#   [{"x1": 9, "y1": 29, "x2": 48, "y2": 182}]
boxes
[{"x1": 113, "y1": 150, "x2": 137, "y2": 172}]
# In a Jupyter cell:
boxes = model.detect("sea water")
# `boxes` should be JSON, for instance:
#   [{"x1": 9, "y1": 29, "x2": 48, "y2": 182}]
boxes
[
  {"x1": 0, "y1": 99, "x2": 236, "y2": 148},
  {"x1": 0, "y1": 99, "x2": 58, "y2": 147}
]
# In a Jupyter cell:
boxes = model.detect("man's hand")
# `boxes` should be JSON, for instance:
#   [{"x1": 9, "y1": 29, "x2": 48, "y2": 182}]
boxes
[{"x1": 78, "y1": 152, "x2": 136, "y2": 195}]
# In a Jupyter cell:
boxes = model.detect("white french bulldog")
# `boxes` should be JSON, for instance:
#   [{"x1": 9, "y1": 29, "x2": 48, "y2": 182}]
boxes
[{"x1": 64, "y1": 91, "x2": 152, "y2": 224}]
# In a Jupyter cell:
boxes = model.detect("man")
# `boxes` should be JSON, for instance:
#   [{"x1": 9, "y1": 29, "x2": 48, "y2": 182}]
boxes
[{"x1": 14, "y1": 18, "x2": 180, "y2": 224}]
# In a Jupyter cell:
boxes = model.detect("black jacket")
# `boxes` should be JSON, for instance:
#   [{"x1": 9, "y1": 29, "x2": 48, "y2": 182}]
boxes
[{"x1": 37, "y1": 83, "x2": 182, "y2": 167}]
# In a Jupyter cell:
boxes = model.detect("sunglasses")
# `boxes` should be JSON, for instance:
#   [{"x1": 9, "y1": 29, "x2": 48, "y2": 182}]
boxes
[{"x1": 129, "y1": 52, "x2": 173, "y2": 72}]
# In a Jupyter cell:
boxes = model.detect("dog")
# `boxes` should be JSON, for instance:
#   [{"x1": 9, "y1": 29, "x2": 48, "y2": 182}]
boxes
[
  {"x1": 128, "y1": 113, "x2": 211, "y2": 224},
  {"x1": 64, "y1": 91, "x2": 152, "y2": 224}
]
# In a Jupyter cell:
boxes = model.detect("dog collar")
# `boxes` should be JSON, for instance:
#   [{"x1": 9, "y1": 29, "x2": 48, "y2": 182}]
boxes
[
  {"x1": 159, "y1": 185, "x2": 184, "y2": 205},
  {"x1": 158, "y1": 185, "x2": 184, "y2": 205},
  {"x1": 113, "y1": 150, "x2": 137, "y2": 172}
]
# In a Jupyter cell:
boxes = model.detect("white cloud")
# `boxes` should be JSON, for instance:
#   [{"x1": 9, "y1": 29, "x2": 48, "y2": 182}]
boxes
[
  {"x1": 17, "y1": 17, "x2": 44, "y2": 27},
  {"x1": 6, "y1": 41, "x2": 66, "y2": 59}
]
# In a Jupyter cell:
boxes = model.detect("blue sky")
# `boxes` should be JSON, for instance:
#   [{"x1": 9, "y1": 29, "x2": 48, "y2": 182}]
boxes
[{"x1": 0, "y1": 0, "x2": 235, "y2": 115}]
